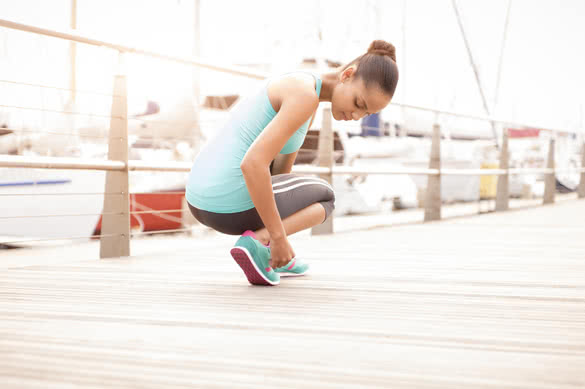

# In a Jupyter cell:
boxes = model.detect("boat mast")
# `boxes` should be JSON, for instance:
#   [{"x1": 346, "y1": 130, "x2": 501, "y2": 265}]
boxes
[
  {"x1": 191, "y1": 0, "x2": 202, "y2": 149},
  {"x1": 69, "y1": 0, "x2": 77, "y2": 106},
  {"x1": 493, "y1": 0, "x2": 512, "y2": 122},
  {"x1": 401, "y1": 0, "x2": 407, "y2": 137},
  {"x1": 451, "y1": 0, "x2": 499, "y2": 148}
]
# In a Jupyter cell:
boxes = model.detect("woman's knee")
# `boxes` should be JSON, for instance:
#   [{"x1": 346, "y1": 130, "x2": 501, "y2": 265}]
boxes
[
  {"x1": 319, "y1": 199, "x2": 335, "y2": 222},
  {"x1": 319, "y1": 185, "x2": 336, "y2": 221}
]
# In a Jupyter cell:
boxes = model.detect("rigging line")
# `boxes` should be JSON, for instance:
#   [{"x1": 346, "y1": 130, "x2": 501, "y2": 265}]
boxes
[
  {"x1": 451, "y1": 0, "x2": 499, "y2": 149},
  {"x1": 493, "y1": 0, "x2": 513, "y2": 116}
]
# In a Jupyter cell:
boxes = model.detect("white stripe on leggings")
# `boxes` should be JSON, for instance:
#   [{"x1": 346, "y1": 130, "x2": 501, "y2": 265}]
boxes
[
  {"x1": 272, "y1": 176, "x2": 332, "y2": 190},
  {"x1": 272, "y1": 181, "x2": 333, "y2": 194}
]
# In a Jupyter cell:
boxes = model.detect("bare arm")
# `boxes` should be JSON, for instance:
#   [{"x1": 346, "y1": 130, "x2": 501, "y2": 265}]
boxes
[
  {"x1": 271, "y1": 151, "x2": 298, "y2": 176},
  {"x1": 240, "y1": 89, "x2": 318, "y2": 242}
]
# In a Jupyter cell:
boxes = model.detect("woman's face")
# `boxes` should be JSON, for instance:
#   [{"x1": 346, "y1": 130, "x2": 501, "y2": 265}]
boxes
[{"x1": 331, "y1": 66, "x2": 392, "y2": 121}]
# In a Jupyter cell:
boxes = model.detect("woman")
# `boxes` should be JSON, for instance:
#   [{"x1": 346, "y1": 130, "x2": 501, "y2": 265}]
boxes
[{"x1": 186, "y1": 40, "x2": 399, "y2": 286}]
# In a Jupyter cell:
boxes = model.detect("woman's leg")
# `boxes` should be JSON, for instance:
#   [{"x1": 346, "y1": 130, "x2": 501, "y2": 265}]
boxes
[
  {"x1": 253, "y1": 203, "x2": 324, "y2": 245},
  {"x1": 187, "y1": 174, "x2": 335, "y2": 240},
  {"x1": 254, "y1": 174, "x2": 335, "y2": 245}
]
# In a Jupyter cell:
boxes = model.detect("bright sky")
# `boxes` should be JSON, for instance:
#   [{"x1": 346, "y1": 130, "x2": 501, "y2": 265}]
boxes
[{"x1": 0, "y1": 0, "x2": 584, "y2": 133}]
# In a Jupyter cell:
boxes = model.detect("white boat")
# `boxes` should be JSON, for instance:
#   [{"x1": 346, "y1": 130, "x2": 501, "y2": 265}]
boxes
[
  {"x1": 0, "y1": 100, "x2": 204, "y2": 244},
  {"x1": 0, "y1": 166, "x2": 105, "y2": 242}
]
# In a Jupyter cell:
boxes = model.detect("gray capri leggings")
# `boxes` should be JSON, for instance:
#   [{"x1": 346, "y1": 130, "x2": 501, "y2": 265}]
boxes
[{"x1": 187, "y1": 173, "x2": 335, "y2": 235}]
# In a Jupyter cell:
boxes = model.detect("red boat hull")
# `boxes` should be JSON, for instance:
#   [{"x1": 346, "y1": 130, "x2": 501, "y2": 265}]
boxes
[{"x1": 94, "y1": 191, "x2": 185, "y2": 235}]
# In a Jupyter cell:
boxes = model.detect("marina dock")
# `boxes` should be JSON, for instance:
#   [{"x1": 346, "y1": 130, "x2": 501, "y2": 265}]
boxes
[{"x1": 2, "y1": 199, "x2": 584, "y2": 388}]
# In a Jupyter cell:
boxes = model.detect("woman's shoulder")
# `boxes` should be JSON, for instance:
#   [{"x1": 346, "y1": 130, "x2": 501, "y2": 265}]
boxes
[
  {"x1": 270, "y1": 71, "x2": 317, "y2": 92},
  {"x1": 266, "y1": 71, "x2": 319, "y2": 112}
]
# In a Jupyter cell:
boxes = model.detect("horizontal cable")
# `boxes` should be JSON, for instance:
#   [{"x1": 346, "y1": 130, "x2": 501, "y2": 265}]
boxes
[
  {"x1": 441, "y1": 169, "x2": 507, "y2": 176},
  {"x1": 0, "y1": 104, "x2": 120, "y2": 120},
  {"x1": 555, "y1": 168, "x2": 585, "y2": 173},
  {"x1": 0, "y1": 192, "x2": 121, "y2": 196},
  {"x1": 393, "y1": 102, "x2": 581, "y2": 135},
  {"x1": 6, "y1": 127, "x2": 206, "y2": 143},
  {"x1": 2, "y1": 155, "x2": 582, "y2": 176},
  {"x1": 131, "y1": 227, "x2": 192, "y2": 237},
  {"x1": 129, "y1": 209, "x2": 182, "y2": 215},
  {"x1": 126, "y1": 134, "x2": 202, "y2": 142},
  {"x1": 0, "y1": 79, "x2": 120, "y2": 98},
  {"x1": 127, "y1": 117, "x2": 199, "y2": 126},
  {"x1": 0, "y1": 155, "x2": 125, "y2": 171},
  {"x1": 129, "y1": 199, "x2": 183, "y2": 223},
  {"x1": 292, "y1": 166, "x2": 440, "y2": 176},
  {"x1": 7, "y1": 127, "x2": 200, "y2": 142},
  {"x1": 128, "y1": 160, "x2": 191, "y2": 172},
  {"x1": 1, "y1": 209, "x2": 189, "y2": 219},
  {"x1": 0, "y1": 18, "x2": 267, "y2": 80},
  {"x1": 130, "y1": 191, "x2": 184, "y2": 195},
  {"x1": 4, "y1": 127, "x2": 106, "y2": 139},
  {"x1": 0, "y1": 212, "x2": 119, "y2": 220},
  {"x1": 0, "y1": 233, "x2": 118, "y2": 246},
  {"x1": 508, "y1": 168, "x2": 554, "y2": 174}
]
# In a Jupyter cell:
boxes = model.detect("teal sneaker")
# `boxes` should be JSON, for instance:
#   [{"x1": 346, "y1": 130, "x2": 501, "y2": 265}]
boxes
[
  {"x1": 230, "y1": 230, "x2": 280, "y2": 286},
  {"x1": 274, "y1": 258, "x2": 310, "y2": 277}
]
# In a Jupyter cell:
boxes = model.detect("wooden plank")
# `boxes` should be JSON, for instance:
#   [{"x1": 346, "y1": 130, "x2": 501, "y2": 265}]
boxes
[{"x1": 1, "y1": 200, "x2": 584, "y2": 388}]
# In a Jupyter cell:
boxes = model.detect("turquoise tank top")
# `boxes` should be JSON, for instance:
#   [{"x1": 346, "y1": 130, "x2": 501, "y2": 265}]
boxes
[{"x1": 186, "y1": 72, "x2": 322, "y2": 213}]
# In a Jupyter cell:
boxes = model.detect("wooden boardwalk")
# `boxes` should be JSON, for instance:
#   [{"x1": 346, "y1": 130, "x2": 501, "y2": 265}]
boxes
[{"x1": 1, "y1": 200, "x2": 584, "y2": 388}]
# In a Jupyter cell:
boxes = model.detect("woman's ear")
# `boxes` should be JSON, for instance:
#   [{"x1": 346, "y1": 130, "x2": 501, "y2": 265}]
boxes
[{"x1": 340, "y1": 65, "x2": 357, "y2": 82}]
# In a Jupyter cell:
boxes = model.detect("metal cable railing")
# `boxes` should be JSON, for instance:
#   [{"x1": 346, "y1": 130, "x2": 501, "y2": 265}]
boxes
[
  {"x1": 0, "y1": 79, "x2": 121, "y2": 98},
  {"x1": 0, "y1": 18, "x2": 266, "y2": 80},
  {"x1": 0, "y1": 103, "x2": 121, "y2": 120},
  {"x1": 0, "y1": 212, "x2": 119, "y2": 219},
  {"x1": 3, "y1": 127, "x2": 104, "y2": 139},
  {"x1": 0, "y1": 191, "x2": 186, "y2": 197},
  {"x1": 1, "y1": 17, "x2": 584, "y2": 255},
  {"x1": 0, "y1": 192, "x2": 121, "y2": 196},
  {"x1": 130, "y1": 209, "x2": 183, "y2": 215},
  {"x1": 5, "y1": 128, "x2": 205, "y2": 143},
  {"x1": 3, "y1": 153, "x2": 582, "y2": 176},
  {"x1": 0, "y1": 233, "x2": 119, "y2": 247},
  {"x1": 0, "y1": 209, "x2": 183, "y2": 219},
  {"x1": 131, "y1": 227, "x2": 193, "y2": 236},
  {"x1": 1, "y1": 112, "x2": 212, "y2": 125}
]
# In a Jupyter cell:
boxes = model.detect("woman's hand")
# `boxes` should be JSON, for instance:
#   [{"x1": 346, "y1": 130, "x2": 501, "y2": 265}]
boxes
[{"x1": 269, "y1": 236, "x2": 295, "y2": 269}]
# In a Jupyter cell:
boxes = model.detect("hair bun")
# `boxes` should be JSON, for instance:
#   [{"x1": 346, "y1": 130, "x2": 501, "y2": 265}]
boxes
[{"x1": 367, "y1": 40, "x2": 396, "y2": 62}]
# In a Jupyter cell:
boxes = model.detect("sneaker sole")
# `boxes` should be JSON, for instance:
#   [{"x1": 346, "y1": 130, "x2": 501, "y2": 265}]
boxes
[
  {"x1": 230, "y1": 246, "x2": 279, "y2": 286},
  {"x1": 277, "y1": 270, "x2": 309, "y2": 277}
]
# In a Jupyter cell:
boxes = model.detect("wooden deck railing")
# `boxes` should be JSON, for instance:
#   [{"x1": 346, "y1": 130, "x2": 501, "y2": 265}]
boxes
[{"x1": 0, "y1": 18, "x2": 583, "y2": 257}]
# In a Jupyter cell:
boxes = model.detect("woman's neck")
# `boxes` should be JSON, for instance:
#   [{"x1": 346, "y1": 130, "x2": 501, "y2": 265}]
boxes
[{"x1": 318, "y1": 71, "x2": 340, "y2": 103}]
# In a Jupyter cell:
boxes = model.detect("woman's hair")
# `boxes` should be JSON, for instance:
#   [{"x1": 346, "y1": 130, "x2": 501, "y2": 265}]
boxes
[{"x1": 342, "y1": 40, "x2": 399, "y2": 97}]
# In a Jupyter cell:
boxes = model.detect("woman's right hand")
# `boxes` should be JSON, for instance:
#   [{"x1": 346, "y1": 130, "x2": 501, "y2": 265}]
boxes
[{"x1": 269, "y1": 236, "x2": 295, "y2": 269}]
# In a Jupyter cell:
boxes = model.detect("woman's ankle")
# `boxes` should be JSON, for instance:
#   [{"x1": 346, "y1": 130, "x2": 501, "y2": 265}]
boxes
[{"x1": 253, "y1": 229, "x2": 271, "y2": 246}]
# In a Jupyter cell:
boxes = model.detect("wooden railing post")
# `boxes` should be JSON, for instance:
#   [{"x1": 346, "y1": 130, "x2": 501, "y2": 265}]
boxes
[
  {"x1": 543, "y1": 137, "x2": 555, "y2": 205},
  {"x1": 100, "y1": 56, "x2": 130, "y2": 258},
  {"x1": 496, "y1": 128, "x2": 510, "y2": 211},
  {"x1": 578, "y1": 142, "x2": 585, "y2": 199},
  {"x1": 424, "y1": 123, "x2": 441, "y2": 222},
  {"x1": 311, "y1": 107, "x2": 334, "y2": 235}
]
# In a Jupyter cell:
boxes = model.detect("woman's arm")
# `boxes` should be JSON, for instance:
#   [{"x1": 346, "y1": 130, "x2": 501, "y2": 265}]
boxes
[
  {"x1": 270, "y1": 151, "x2": 298, "y2": 176},
  {"x1": 240, "y1": 86, "x2": 319, "y2": 243}
]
